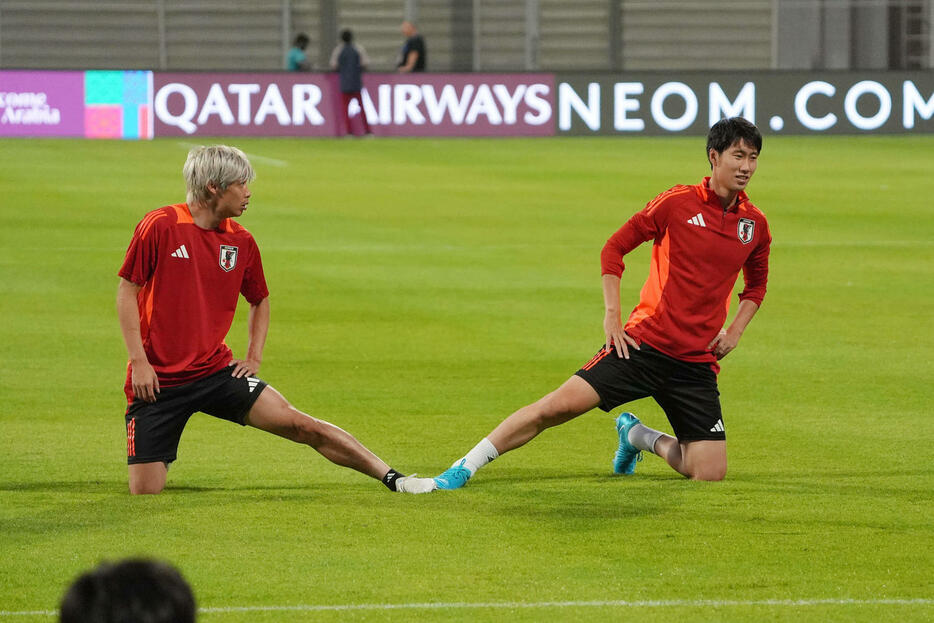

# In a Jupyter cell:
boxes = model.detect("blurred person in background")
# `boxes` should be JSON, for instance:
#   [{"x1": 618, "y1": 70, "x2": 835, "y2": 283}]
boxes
[
  {"x1": 286, "y1": 33, "x2": 311, "y2": 71},
  {"x1": 396, "y1": 21, "x2": 426, "y2": 72},
  {"x1": 330, "y1": 28, "x2": 373, "y2": 136},
  {"x1": 60, "y1": 559, "x2": 195, "y2": 623}
]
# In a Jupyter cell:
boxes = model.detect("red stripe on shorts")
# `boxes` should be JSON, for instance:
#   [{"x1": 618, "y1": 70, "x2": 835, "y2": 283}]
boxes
[
  {"x1": 127, "y1": 417, "x2": 136, "y2": 457},
  {"x1": 582, "y1": 349, "x2": 611, "y2": 371}
]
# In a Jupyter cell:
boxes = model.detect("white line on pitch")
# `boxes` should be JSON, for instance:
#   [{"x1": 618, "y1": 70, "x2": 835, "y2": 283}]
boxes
[
  {"x1": 176, "y1": 142, "x2": 288, "y2": 168},
  {"x1": 4, "y1": 597, "x2": 931, "y2": 617}
]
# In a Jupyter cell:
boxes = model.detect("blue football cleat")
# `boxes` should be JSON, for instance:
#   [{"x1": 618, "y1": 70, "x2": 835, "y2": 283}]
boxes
[
  {"x1": 613, "y1": 412, "x2": 643, "y2": 475},
  {"x1": 433, "y1": 459, "x2": 473, "y2": 490}
]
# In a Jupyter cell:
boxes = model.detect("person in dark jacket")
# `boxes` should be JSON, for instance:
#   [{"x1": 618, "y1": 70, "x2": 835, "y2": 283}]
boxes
[
  {"x1": 329, "y1": 29, "x2": 372, "y2": 136},
  {"x1": 397, "y1": 21, "x2": 426, "y2": 72}
]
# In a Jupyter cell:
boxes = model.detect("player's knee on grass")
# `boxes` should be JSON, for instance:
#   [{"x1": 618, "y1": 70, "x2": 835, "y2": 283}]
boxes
[
  {"x1": 129, "y1": 482, "x2": 165, "y2": 495},
  {"x1": 678, "y1": 440, "x2": 727, "y2": 481},
  {"x1": 687, "y1": 462, "x2": 727, "y2": 482},
  {"x1": 128, "y1": 463, "x2": 168, "y2": 495}
]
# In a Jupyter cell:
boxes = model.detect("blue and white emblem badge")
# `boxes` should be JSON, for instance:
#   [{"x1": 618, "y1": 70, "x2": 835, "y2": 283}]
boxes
[
  {"x1": 219, "y1": 245, "x2": 238, "y2": 272},
  {"x1": 737, "y1": 218, "x2": 755, "y2": 245}
]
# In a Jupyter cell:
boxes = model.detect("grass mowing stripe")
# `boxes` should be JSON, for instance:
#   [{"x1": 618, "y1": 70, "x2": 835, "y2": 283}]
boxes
[
  {"x1": 198, "y1": 598, "x2": 934, "y2": 613},
  {"x1": 4, "y1": 598, "x2": 932, "y2": 618},
  {"x1": 25, "y1": 239, "x2": 933, "y2": 254}
]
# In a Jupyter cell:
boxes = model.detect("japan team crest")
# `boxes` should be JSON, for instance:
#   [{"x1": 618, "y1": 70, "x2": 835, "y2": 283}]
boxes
[
  {"x1": 219, "y1": 245, "x2": 238, "y2": 272},
  {"x1": 737, "y1": 218, "x2": 755, "y2": 245}
]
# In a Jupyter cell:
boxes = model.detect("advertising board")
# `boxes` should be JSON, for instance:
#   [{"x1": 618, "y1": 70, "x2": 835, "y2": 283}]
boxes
[
  {"x1": 0, "y1": 71, "x2": 85, "y2": 137},
  {"x1": 554, "y1": 72, "x2": 934, "y2": 135},
  {"x1": 153, "y1": 73, "x2": 336, "y2": 137},
  {"x1": 4, "y1": 70, "x2": 933, "y2": 138},
  {"x1": 151, "y1": 73, "x2": 555, "y2": 137},
  {"x1": 0, "y1": 70, "x2": 153, "y2": 138}
]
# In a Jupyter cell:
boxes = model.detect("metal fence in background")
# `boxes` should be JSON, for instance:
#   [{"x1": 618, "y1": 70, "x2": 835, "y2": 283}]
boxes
[{"x1": 0, "y1": 0, "x2": 930, "y2": 72}]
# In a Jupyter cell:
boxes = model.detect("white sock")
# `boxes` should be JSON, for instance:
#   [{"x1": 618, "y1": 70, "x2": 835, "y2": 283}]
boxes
[
  {"x1": 461, "y1": 438, "x2": 500, "y2": 474},
  {"x1": 628, "y1": 423, "x2": 663, "y2": 455}
]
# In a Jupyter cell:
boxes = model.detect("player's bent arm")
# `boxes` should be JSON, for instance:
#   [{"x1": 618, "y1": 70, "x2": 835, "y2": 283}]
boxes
[
  {"x1": 246, "y1": 297, "x2": 270, "y2": 363},
  {"x1": 116, "y1": 278, "x2": 159, "y2": 401},
  {"x1": 231, "y1": 297, "x2": 270, "y2": 378},
  {"x1": 708, "y1": 299, "x2": 760, "y2": 360},
  {"x1": 727, "y1": 299, "x2": 760, "y2": 338}
]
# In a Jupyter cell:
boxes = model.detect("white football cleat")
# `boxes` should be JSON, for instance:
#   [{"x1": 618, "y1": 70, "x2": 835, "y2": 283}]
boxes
[{"x1": 395, "y1": 475, "x2": 438, "y2": 494}]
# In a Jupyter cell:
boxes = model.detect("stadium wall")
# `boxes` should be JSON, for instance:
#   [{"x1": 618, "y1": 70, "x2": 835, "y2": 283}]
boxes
[{"x1": 3, "y1": 70, "x2": 934, "y2": 138}]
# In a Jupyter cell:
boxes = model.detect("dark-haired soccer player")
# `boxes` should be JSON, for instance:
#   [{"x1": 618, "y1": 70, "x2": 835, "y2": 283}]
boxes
[
  {"x1": 117, "y1": 145, "x2": 433, "y2": 495},
  {"x1": 422, "y1": 117, "x2": 770, "y2": 490}
]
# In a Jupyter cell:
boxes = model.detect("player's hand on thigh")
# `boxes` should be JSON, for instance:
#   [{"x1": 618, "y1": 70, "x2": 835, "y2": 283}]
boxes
[
  {"x1": 604, "y1": 314, "x2": 639, "y2": 359},
  {"x1": 229, "y1": 358, "x2": 260, "y2": 378},
  {"x1": 131, "y1": 361, "x2": 160, "y2": 403}
]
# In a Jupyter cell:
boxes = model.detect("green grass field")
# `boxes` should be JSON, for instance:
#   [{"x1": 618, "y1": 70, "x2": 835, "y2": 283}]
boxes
[{"x1": 1, "y1": 135, "x2": 932, "y2": 622}]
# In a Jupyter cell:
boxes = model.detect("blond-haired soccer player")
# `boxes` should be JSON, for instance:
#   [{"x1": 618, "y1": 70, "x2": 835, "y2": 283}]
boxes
[
  {"x1": 117, "y1": 145, "x2": 432, "y2": 494},
  {"x1": 416, "y1": 117, "x2": 770, "y2": 491}
]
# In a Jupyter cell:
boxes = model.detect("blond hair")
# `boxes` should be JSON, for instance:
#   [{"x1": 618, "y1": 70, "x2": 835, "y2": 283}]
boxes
[{"x1": 183, "y1": 145, "x2": 255, "y2": 206}]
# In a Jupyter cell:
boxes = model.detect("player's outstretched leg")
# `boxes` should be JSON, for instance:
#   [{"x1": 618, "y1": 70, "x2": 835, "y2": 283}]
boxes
[
  {"x1": 245, "y1": 386, "x2": 431, "y2": 493},
  {"x1": 612, "y1": 412, "x2": 643, "y2": 475},
  {"x1": 433, "y1": 376, "x2": 601, "y2": 490}
]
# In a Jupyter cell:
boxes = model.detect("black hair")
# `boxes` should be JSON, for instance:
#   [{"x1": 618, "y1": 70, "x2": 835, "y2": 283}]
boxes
[
  {"x1": 60, "y1": 559, "x2": 196, "y2": 623},
  {"x1": 706, "y1": 117, "x2": 762, "y2": 165},
  {"x1": 340, "y1": 29, "x2": 353, "y2": 43},
  {"x1": 293, "y1": 33, "x2": 309, "y2": 48}
]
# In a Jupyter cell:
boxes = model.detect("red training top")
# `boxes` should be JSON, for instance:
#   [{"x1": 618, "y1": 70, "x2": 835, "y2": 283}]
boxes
[
  {"x1": 601, "y1": 178, "x2": 770, "y2": 371},
  {"x1": 118, "y1": 203, "x2": 269, "y2": 401}
]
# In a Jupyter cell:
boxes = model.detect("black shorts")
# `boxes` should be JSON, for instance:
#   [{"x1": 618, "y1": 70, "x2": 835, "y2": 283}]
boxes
[
  {"x1": 124, "y1": 365, "x2": 268, "y2": 465},
  {"x1": 574, "y1": 343, "x2": 724, "y2": 442}
]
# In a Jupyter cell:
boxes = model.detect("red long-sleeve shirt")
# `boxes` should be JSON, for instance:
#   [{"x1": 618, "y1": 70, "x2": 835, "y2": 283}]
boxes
[{"x1": 601, "y1": 178, "x2": 770, "y2": 369}]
